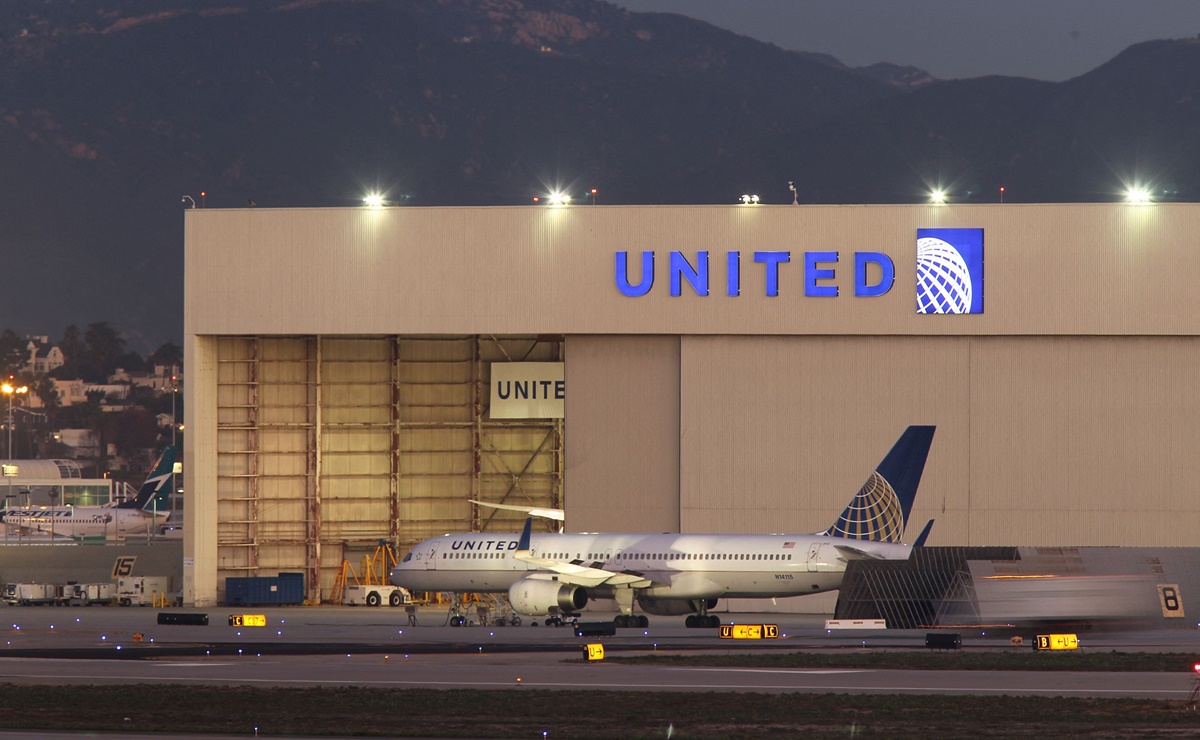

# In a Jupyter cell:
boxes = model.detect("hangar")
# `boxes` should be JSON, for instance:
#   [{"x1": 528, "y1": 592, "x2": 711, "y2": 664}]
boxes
[{"x1": 183, "y1": 203, "x2": 1200, "y2": 608}]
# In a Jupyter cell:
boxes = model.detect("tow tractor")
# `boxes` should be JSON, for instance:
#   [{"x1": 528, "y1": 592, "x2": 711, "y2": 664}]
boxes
[{"x1": 330, "y1": 541, "x2": 412, "y2": 607}]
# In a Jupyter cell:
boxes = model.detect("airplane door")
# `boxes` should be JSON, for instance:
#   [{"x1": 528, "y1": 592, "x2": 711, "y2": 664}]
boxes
[
  {"x1": 425, "y1": 542, "x2": 439, "y2": 570},
  {"x1": 806, "y1": 543, "x2": 823, "y2": 572}
]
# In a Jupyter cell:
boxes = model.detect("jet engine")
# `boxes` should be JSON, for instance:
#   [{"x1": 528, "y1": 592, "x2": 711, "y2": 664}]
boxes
[
  {"x1": 636, "y1": 595, "x2": 718, "y2": 616},
  {"x1": 508, "y1": 578, "x2": 588, "y2": 615}
]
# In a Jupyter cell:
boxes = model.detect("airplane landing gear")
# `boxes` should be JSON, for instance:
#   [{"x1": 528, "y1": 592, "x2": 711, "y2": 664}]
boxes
[
  {"x1": 685, "y1": 600, "x2": 721, "y2": 628},
  {"x1": 613, "y1": 614, "x2": 648, "y2": 628},
  {"x1": 684, "y1": 614, "x2": 720, "y2": 628}
]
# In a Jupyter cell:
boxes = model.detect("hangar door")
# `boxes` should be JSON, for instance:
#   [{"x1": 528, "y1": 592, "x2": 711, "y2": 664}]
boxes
[{"x1": 215, "y1": 335, "x2": 563, "y2": 602}]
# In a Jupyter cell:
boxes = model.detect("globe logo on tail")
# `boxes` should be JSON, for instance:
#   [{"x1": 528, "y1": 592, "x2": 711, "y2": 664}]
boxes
[{"x1": 824, "y1": 471, "x2": 905, "y2": 543}]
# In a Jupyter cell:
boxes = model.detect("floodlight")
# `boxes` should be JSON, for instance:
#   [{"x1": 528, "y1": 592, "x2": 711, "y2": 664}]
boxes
[
  {"x1": 1124, "y1": 187, "x2": 1152, "y2": 205},
  {"x1": 929, "y1": 189, "x2": 947, "y2": 204}
]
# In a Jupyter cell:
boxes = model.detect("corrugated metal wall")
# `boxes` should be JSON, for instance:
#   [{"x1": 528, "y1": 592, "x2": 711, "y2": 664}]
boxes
[
  {"x1": 184, "y1": 204, "x2": 1200, "y2": 338},
  {"x1": 673, "y1": 335, "x2": 1200, "y2": 548},
  {"x1": 564, "y1": 335, "x2": 680, "y2": 533}
]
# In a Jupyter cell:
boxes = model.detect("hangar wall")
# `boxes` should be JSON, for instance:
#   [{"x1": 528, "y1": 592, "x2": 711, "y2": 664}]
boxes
[
  {"x1": 184, "y1": 203, "x2": 1200, "y2": 607},
  {"x1": 564, "y1": 335, "x2": 680, "y2": 533},
  {"x1": 674, "y1": 335, "x2": 1200, "y2": 547}
]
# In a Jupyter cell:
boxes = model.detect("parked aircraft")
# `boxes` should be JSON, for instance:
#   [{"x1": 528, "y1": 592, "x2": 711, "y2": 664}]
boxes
[
  {"x1": 0, "y1": 447, "x2": 177, "y2": 540},
  {"x1": 391, "y1": 427, "x2": 935, "y2": 627}
]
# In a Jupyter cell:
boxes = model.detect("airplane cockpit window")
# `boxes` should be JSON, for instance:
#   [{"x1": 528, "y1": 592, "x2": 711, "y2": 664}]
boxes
[{"x1": 402, "y1": 552, "x2": 413, "y2": 562}]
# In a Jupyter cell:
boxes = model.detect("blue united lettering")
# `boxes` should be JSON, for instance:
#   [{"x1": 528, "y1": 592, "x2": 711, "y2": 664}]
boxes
[{"x1": 615, "y1": 250, "x2": 894, "y2": 298}]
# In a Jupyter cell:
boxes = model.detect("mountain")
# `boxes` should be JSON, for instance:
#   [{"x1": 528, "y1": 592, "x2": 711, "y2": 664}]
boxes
[{"x1": 0, "y1": 1, "x2": 1196, "y2": 348}]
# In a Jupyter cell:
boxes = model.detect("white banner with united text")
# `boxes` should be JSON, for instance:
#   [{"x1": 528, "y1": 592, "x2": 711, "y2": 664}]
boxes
[{"x1": 490, "y1": 362, "x2": 565, "y2": 419}]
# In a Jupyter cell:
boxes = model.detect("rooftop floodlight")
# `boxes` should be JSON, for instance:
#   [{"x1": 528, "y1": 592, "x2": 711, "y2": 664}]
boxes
[
  {"x1": 739, "y1": 194, "x2": 760, "y2": 205},
  {"x1": 547, "y1": 192, "x2": 571, "y2": 206},
  {"x1": 929, "y1": 189, "x2": 947, "y2": 204},
  {"x1": 363, "y1": 194, "x2": 386, "y2": 209},
  {"x1": 1124, "y1": 187, "x2": 1152, "y2": 205}
]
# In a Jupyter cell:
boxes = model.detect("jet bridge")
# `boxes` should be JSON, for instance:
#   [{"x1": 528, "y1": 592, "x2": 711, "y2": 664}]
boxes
[
  {"x1": 836, "y1": 546, "x2": 1200, "y2": 630},
  {"x1": 834, "y1": 547, "x2": 1020, "y2": 629}
]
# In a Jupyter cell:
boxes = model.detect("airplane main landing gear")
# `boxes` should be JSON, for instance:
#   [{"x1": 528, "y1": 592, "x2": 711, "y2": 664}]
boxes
[
  {"x1": 685, "y1": 599, "x2": 721, "y2": 628},
  {"x1": 685, "y1": 614, "x2": 721, "y2": 628},
  {"x1": 613, "y1": 614, "x2": 648, "y2": 628}
]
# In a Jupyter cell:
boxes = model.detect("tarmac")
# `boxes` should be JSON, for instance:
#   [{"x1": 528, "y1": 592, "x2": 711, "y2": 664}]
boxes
[{"x1": 2, "y1": 604, "x2": 1200, "y2": 698}]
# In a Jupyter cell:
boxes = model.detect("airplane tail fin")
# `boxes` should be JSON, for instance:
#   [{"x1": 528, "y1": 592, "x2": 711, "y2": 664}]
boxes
[
  {"x1": 116, "y1": 446, "x2": 176, "y2": 513},
  {"x1": 516, "y1": 518, "x2": 533, "y2": 551},
  {"x1": 823, "y1": 425, "x2": 934, "y2": 543}
]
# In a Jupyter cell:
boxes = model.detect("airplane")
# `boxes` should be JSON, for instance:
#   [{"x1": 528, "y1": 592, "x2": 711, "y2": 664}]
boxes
[
  {"x1": 0, "y1": 446, "x2": 177, "y2": 541},
  {"x1": 391, "y1": 426, "x2": 935, "y2": 628}
]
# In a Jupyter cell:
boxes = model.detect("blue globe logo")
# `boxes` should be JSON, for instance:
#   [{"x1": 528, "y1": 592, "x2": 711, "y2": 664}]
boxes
[{"x1": 916, "y1": 237, "x2": 973, "y2": 314}]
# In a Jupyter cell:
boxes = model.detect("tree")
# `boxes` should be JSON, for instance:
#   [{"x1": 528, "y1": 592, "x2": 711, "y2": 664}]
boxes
[
  {"x1": 0, "y1": 329, "x2": 25, "y2": 375},
  {"x1": 148, "y1": 342, "x2": 183, "y2": 371},
  {"x1": 114, "y1": 351, "x2": 146, "y2": 373},
  {"x1": 33, "y1": 376, "x2": 60, "y2": 412},
  {"x1": 112, "y1": 408, "x2": 159, "y2": 460},
  {"x1": 57, "y1": 324, "x2": 85, "y2": 375},
  {"x1": 84, "y1": 321, "x2": 124, "y2": 378}
]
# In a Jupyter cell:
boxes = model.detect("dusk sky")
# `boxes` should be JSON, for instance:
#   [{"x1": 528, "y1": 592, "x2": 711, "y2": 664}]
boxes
[{"x1": 614, "y1": 0, "x2": 1200, "y2": 81}]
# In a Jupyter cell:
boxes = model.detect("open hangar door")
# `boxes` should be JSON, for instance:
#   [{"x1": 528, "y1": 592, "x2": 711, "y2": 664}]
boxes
[{"x1": 214, "y1": 335, "x2": 563, "y2": 603}]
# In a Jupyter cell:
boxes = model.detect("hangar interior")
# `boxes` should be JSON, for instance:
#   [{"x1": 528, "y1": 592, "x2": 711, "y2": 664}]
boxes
[{"x1": 211, "y1": 334, "x2": 562, "y2": 602}]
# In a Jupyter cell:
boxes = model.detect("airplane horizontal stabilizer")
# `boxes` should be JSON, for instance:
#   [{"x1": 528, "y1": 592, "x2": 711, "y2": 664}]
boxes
[
  {"x1": 911, "y1": 518, "x2": 936, "y2": 547},
  {"x1": 833, "y1": 544, "x2": 888, "y2": 561},
  {"x1": 470, "y1": 499, "x2": 564, "y2": 521}
]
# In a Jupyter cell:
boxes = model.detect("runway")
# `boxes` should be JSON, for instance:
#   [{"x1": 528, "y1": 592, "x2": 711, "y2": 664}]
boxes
[
  {"x1": 2, "y1": 604, "x2": 1199, "y2": 699},
  {"x1": 0, "y1": 652, "x2": 1195, "y2": 699}
]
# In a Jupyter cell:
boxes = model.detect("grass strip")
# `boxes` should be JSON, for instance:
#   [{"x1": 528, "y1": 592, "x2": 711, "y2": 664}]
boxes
[
  {"x1": 0, "y1": 685, "x2": 1199, "y2": 738},
  {"x1": 612, "y1": 649, "x2": 1200, "y2": 672}
]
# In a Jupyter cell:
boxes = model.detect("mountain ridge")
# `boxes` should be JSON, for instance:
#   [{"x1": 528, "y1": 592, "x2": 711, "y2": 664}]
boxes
[{"x1": 0, "y1": 1, "x2": 1196, "y2": 348}]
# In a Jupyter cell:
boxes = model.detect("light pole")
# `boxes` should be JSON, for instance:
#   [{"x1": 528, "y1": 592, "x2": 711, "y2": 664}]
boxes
[
  {"x1": 171, "y1": 376, "x2": 179, "y2": 522},
  {"x1": 2, "y1": 463, "x2": 16, "y2": 541},
  {"x1": 2, "y1": 381, "x2": 29, "y2": 460}
]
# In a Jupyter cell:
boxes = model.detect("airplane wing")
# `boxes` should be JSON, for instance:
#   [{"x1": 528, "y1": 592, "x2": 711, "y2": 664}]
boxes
[
  {"x1": 469, "y1": 499, "x2": 565, "y2": 522},
  {"x1": 512, "y1": 519, "x2": 657, "y2": 589}
]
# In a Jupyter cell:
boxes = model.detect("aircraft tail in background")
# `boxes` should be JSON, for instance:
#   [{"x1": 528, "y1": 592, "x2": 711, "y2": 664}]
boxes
[
  {"x1": 116, "y1": 446, "x2": 176, "y2": 512},
  {"x1": 823, "y1": 425, "x2": 935, "y2": 544}
]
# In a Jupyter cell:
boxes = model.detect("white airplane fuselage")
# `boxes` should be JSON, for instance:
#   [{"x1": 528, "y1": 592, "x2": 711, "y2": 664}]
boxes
[
  {"x1": 0, "y1": 506, "x2": 167, "y2": 539},
  {"x1": 392, "y1": 531, "x2": 911, "y2": 600}
]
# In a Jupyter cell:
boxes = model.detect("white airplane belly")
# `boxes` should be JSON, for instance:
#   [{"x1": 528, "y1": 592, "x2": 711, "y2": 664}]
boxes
[
  {"x1": 390, "y1": 568, "x2": 520, "y2": 593},
  {"x1": 677, "y1": 568, "x2": 845, "y2": 598}
]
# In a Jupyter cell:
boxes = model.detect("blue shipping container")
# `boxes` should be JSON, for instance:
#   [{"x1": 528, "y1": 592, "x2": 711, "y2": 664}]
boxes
[{"x1": 225, "y1": 573, "x2": 305, "y2": 606}]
